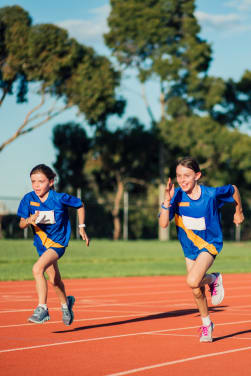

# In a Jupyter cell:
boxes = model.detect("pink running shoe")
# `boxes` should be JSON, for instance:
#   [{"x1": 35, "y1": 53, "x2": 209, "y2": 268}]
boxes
[
  {"x1": 199, "y1": 322, "x2": 214, "y2": 343},
  {"x1": 209, "y1": 273, "x2": 224, "y2": 306}
]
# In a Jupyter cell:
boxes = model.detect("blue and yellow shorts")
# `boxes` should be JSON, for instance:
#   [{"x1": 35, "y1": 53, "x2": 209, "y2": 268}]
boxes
[{"x1": 36, "y1": 245, "x2": 66, "y2": 259}]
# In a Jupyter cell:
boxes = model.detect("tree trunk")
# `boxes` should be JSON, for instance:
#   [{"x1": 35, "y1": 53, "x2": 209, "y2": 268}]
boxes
[
  {"x1": 112, "y1": 179, "x2": 124, "y2": 240},
  {"x1": 158, "y1": 86, "x2": 169, "y2": 240}
]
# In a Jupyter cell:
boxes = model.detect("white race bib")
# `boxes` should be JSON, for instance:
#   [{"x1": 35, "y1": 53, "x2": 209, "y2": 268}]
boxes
[
  {"x1": 182, "y1": 215, "x2": 206, "y2": 231},
  {"x1": 35, "y1": 210, "x2": 55, "y2": 225}
]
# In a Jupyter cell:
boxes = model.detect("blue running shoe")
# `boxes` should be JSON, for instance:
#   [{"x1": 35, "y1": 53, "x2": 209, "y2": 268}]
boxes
[
  {"x1": 28, "y1": 306, "x2": 50, "y2": 324},
  {"x1": 62, "y1": 296, "x2": 75, "y2": 325}
]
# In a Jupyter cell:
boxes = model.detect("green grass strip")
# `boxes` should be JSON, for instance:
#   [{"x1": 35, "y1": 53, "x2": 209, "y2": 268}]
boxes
[{"x1": 0, "y1": 239, "x2": 250, "y2": 281}]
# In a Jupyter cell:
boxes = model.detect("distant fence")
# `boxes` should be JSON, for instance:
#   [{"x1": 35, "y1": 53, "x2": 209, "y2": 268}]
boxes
[{"x1": 0, "y1": 195, "x2": 250, "y2": 241}]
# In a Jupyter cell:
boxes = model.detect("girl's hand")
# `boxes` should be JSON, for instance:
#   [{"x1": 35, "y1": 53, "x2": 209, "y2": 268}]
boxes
[
  {"x1": 164, "y1": 177, "x2": 175, "y2": 202},
  {"x1": 79, "y1": 228, "x2": 90, "y2": 246},
  {"x1": 27, "y1": 211, "x2": 39, "y2": 226},
  {"x1": 233, "y1": 211, "x2": 244, "y2": 226}
]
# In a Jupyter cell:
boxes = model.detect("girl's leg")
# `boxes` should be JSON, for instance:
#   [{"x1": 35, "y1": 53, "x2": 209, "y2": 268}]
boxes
[
  {"x1": 46, "y1": 255, "x2": 75, "y2": 326},
  {"x1": 46, "y1": 261, "x2": 67, "y2": 305},
  {"x1": 186, "y1": 252, "x2": 215, "y2": 318},
  {"x1": 32, "y1": 249, "x2": 59, "y2": 305}
]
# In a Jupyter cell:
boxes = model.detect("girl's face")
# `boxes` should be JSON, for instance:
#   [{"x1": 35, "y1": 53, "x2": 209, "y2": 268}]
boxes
[
  {"x1": 31, "y1": 172, "x2": 54, "y2": 200},
  {"x1": 176, "y1": 164, "x2": 201, "y2": 194}
]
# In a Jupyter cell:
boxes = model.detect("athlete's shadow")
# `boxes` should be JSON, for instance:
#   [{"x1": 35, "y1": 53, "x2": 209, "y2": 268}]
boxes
[
  {"x1": 53, "y1": 305, "x2": 226, "y2": 334},
  {"x1": 214, "y1": 329, "x2": 251, "y2": 342}
]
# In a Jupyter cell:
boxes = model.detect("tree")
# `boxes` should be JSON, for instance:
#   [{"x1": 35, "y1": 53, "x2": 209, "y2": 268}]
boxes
[
  {"x1": 0, "y1": 6, "x2": 125, "y2": 152},
  {"x1": 105, "y1": 0, "x2": 251, "y2": 243},
  {"x1": 105, "y1": 0, "x2": 213, "y2": 123},
  {"x1": 52, "y1": 122, "x2": 91, "y2": 192},
  {"x1": 92, "y1": 117, "x2": 159, "y2": 239},
  {"x1": 0, "y1": 6, "x2": 31, "y2": 105},
  {"x1": 52, "y1": 118, "x2": 159, "y2": 240},
  {"x1": 104, "y1": 0, "x2": 215, "y2": 239}
]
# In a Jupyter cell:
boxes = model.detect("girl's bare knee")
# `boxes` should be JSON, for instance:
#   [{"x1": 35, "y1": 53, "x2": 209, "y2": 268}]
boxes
[
  {"x1": 186, "y1": 274, "x2": 200, "y2": 289},
  {"x1": 32, "y1": 263, "x2": 43, "y2": 278}
]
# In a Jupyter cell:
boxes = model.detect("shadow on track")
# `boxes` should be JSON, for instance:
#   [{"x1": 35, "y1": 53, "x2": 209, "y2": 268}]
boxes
[
  {"x1": 53, "y1": 305, "x2": 227, "y2": 334},
  {"x1": 214, "y1": 329, "x2": 251, "y2": 342}
]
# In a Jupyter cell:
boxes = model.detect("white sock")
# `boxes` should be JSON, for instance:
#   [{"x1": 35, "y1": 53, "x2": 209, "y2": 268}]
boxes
[
  {"x1": 61, "y1": 303, "x2": 68, "y2": 309},
  {"x1": 38, "y1": 304, "x2": 47, "y2": 310},
  {"x1": 202, "y1": 315, "x2": 211, "y2": 327}
]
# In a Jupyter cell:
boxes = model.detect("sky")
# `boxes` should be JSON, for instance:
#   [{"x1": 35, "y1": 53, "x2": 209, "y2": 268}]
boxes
[{"x1": 1, "y1": 0, "x2": 251, "y2": 212}]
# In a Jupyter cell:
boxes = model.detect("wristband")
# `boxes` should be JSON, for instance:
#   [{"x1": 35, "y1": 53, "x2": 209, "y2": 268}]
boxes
[
  {"x1": 161, "y1": 202, "x2": 171, "y2": 210},
  {"x1": 78, "y1": 224, "x2": 86, "y2": 228}
]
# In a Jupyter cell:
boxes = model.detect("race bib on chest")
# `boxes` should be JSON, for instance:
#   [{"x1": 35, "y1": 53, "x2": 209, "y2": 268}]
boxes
[
  {"x1": 35, "y1": 210, "x2": 55, "y2": 225},
  {"x1": 182, "y1": 215, "x2": 206, "y2": 231}
]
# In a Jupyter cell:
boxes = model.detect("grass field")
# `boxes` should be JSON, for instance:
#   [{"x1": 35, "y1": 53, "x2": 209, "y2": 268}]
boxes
[{"x1": 0, "y1": 239, "x2": 251, "y2": 281}]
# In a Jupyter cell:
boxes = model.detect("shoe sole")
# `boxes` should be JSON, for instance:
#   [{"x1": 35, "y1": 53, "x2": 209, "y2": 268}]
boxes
[
  {"x1": 63, "y1": 296, "x2": 75, "y2": 326},
  {"x1": 211, "y1": 274, "x2": 224, "y2": 306},
  {"x1": 28, "y1": 315, "x2": 50, "y2": 324}
]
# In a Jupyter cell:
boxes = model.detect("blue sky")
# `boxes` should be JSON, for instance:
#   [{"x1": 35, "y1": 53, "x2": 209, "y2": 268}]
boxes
[{"x1": 1, "y1": 0, "x2": 251, "y2": 211}]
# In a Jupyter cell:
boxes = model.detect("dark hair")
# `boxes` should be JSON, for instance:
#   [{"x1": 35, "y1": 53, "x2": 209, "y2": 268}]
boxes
[
  {"x1": 176, "y1": 157, "x2": 201, "y2": 173},
  {"x1": 30, "y1": 164, "x2": 56, "y2": 188}
]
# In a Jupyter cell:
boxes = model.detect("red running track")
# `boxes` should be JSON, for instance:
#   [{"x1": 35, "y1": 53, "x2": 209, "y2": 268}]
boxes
[{"x1": 1, "y1": 274, "x2": 251, "y2": 375}]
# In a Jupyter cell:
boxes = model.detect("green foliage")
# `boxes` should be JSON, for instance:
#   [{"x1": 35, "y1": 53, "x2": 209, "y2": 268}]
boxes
[
  {"x1": 26, "y1": 24, "x2": 79, "y2": 89},
  {"x1": 52, "y1": 122, "x2": 91, "y2": 192},
  {"x1": 160, "y1": 115, "x2": 251, "y2": 188},
  {"x1": 65, "y1": 52, "x2": 125, "y2": 124},
  {"x1": 105, "y1": 0, "x2": 212, "y2": 114},
  {"x1": 105, "y1": 0, "x2": 251, "y2": 172},
  {"x1": 0, "y1": 5, "x2": 125, "y2": 148},
  {"x1": 0, "y1": 5, "x2": 31, "y2": 101},
  {"x1": 93, "y1": 117, "x2": 159, "y2": 189}
]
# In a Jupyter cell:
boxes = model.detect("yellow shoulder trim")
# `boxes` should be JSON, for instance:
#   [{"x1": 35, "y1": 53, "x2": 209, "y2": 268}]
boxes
[
  {"x1": 178, "y1": 202, "x2": 190, "y2": 207},
  {"x1": 30, "y1": 201, "x2": 40, "y2": 207}
]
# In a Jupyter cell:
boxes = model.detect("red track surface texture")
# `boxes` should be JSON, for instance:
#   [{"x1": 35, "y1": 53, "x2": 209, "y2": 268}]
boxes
[{"x1": 1, "y1": 274, "x2": 251, "y2": 375}]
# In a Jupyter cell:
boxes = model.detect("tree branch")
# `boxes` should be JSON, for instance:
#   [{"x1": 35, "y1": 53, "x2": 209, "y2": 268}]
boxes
[
  {"x1": 0, "y1": 82, "x2": 13, "y2": 107},
  {"x1": 0, "y1": 97, "x2": 70, "y2": 152},
  {"x1": 141, "y1": 83, "x2": 156, "y2": 125}
]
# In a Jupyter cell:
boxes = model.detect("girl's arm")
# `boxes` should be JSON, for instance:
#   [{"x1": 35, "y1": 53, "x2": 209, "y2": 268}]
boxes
[
  {"x1": 159, "y1": 178, "x2": 174, "y2": 228},
  {"x1": 77, "y1": 204, "x2": 89, "y2": 246},
  {"x1": 232, "y1": 185, "x2": 245, "y2": 226}
]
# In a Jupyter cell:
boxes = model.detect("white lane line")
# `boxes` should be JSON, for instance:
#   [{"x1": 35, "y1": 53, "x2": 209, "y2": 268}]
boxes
[
  {"x1": 0, "y1": 298, "x2": 194, "y2": 314},
  {"x1": 0, "y1": 312, "x2": 155, "y2": 328},
  {"x1": 0, "y1": 326, "x2": 200, "y2": 354},
  {"x1": 1, "y1": 320, "x2": 251, "y2": 353},
  {"x1": 106, "y1": 346, "x2": 251, "y2": 376},
  {"x1": 0, "y1": 282, "x2": 186, "y2": 295}
]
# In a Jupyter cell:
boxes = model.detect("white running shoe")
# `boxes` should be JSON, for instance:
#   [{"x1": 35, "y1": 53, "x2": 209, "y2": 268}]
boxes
[
  {"x1": 209, "y1": 273, "x2": 224, "y2": 306},
  {"x1": 199, "y1": 322, "x2": 214, "y2": 343}
]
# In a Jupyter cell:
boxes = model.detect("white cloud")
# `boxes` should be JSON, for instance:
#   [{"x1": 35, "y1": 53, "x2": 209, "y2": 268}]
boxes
[
  {"x1": 57, "y1": 5, "x2": 110, "y2": 46},
  {"x1": 225, "y1": 0, "x2": 251, "y2": 11},
  {"x1": 195, "y1": 10, "x2": 251, "y2": 34}
]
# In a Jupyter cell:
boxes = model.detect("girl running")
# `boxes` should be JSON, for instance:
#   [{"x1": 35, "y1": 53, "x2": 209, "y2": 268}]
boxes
[
  {"x1": 18, "y1": 164, "x2": 89, "y2": 325},
  {"x1": 159, "y1": 157, "x2": 244, "y2": 342}
]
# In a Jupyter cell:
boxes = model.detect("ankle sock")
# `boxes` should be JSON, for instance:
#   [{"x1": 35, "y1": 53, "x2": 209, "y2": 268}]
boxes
[
  {"x1": 61, "y1": 303, "x2": 68, "y2": 309},
  {"x1": 202, "y1": 315, "x2": 211, "y2": 327},
  {"x1": 38, "y1": 304, "x2": 47, "y2": 310}
]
